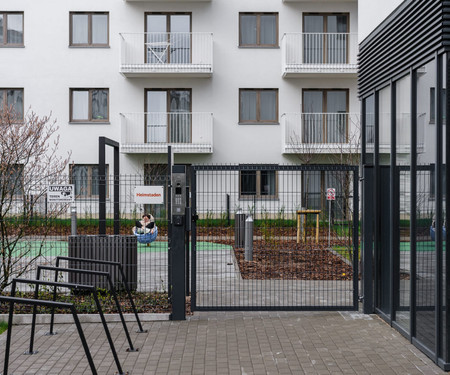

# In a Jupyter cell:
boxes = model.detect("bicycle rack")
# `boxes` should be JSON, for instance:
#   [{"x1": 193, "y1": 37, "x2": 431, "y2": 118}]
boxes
[
  {"x1": 0, "y1": 296, "x2": 97, "y2": 375},
  {"x1": 10, "y1": 278, "x2": 126, "y2": 375}
]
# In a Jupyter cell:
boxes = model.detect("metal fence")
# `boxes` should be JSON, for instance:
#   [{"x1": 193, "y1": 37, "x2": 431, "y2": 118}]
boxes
[{"x1": 191, "y1": 164, "x2": 359, "y2": 311}]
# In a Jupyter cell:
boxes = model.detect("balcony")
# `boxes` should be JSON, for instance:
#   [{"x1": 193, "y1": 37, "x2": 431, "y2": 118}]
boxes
[
  {"x1": 120, "y1": 32, "x2": 213, "y2": 78},
  {"x1": 282, "y1": 33, "x2": 358, "y2": 77},
  {"x1": 281, "y1": 113, "x2": 360, "y2": 154},
  {"x1": 120, "y1": 112, "x2": 213, "y2": 153}
]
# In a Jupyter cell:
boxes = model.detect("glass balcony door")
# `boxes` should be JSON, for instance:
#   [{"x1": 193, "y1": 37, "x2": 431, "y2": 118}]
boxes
[
  {"x1": 146, "y1": 14, "x2": 191, "y2": 64},
  {"x1": 146, "y1": 90, "x2": 191, "y2": 144}
]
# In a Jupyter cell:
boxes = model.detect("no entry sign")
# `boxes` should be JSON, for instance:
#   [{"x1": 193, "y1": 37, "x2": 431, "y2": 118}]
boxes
[{"x1": 326, "y1": 188, "x2": 336, "y2": 201}]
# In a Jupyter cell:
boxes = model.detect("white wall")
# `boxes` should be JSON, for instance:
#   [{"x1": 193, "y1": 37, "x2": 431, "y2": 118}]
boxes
[{"x1": 0, "y1": 0, "x2": 359, "y2": 173}]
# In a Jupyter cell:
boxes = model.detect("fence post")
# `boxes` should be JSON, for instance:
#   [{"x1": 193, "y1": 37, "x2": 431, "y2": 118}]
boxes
[
  {"x1": 71, "y1": 205, "x2": 77, "y2": 235},
  {"x1": 244, "y1": 216, "x2": 253, "y2": 261}
]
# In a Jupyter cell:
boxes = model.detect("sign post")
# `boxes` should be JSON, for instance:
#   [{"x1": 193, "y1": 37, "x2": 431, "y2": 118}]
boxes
[{"x1": 326, "y1": 188, "x2": 336, "y2": 249}]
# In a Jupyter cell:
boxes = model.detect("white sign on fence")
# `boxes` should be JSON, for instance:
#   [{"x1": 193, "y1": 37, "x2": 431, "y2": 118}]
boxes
[
  {"x1": 326, "y1": 188, "x2": 336, "y2": 201},
  {"x1": 47, "y1": 185, "x2": 75, "y2": 203},
  {"x1": 134, "y1": 186, "x2": 164, "y2": 204}
]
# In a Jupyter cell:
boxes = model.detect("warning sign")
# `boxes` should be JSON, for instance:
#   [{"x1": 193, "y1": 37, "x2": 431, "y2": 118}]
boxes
[
  {"x1": 326, "y1": 188, "x2": 336, "y2": 201},
  {"x1": 47, "y1": 185, "x2": 75, "y2": 203},
  {"x1": 134, "y1": 186, "x2": 164, "y2": 204}
]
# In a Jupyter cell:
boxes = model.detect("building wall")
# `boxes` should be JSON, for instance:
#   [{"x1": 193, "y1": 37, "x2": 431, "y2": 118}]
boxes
[{"x1": 0, "y1": 0, "x2": 359, "y2": 173}]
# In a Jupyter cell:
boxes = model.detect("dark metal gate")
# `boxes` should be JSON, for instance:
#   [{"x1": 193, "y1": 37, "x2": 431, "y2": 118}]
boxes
[{"x1": 190, "y1": 164, "x2": 359, "y2": 311}]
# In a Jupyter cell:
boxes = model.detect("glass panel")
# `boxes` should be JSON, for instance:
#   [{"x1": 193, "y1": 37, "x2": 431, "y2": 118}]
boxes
[
  {"x1": 379, "y1": 85, "x2": 391, "y2": 165},
  {"x1": 241, "y1": 171, "x2": 257, "y2": 195},
  {"x1": 169, "y1": 90, "x2": 190, "y2": 143},
  {"x1": 395, "y1": 75, "x2": 411, "y2": 334},
  {"x1": 92, "y1": 14, "x2": 108, "y2": 45},
  {"x1": 327, "y1": 15, "x2": 348, "y2": 64},
  {"x1": 72, "y1": 91, "x2": 89, "y2": 120},
  {"x1": 72, "y1": 14, "x2": 88, "y2": 44},
  {"x1": 303, "y1": 91, "x2": 323, "y2": 143},
  {"x1": 72, "y1": 166, "x2": 89, "y2": 196},
  {"x1": 302, "y1": 171, "x2": 321, "y2": 210},
  {"x1": 260, "y1": 91, "x2": 277, "y2": 122},
  {"x1": 260, "y1": 15, "x2": 277, "y2": 45},
  {"x1": 240, "y1": 15, "x2": 257, "y2": 45},
  {"x1": 304, "y1": 15, "x2": 323, "y2": 64},
  {"x1": 327, "y1": 15, "x2": 348, "y2": 33},
  {"x1": 0, "y1": 15, "x2": 4, "y2": 44},
  {"x1": 91, "y1": 166, "x2": 99, "y2": 196},
  {"x1": 170, "y1": 15, "x2": 190, "y2": 64},
  {"x1": 260, "y1": 171, "x2": 276, "y2": 196},
  {"x1": 92, "y1": 90, "x2": 108, "y2": 120},
  {"x1": 147, "y1": 91, "x2": 167, "y2": 143},
  {"x1": 365, "y1": 95, "x2": 375, "y2": 164},
  {"x1": 240, "y1": 91, "x2": 257, "y2": 122},
  {"x1": 146, "y1": 15, "x2": 168, "y2": 63},
  {"x1": 7, "y1": 14, "x2": 23, "y2": 44},
  {"x1": 7, "y1": 89, "x2": 23, "y2": 118},
  {"x1": 416, "y1": 59, "x2": 436, "y2": 354},
  {"x1": 327, "y1": 91, "x2": 347, "y2": 143}
]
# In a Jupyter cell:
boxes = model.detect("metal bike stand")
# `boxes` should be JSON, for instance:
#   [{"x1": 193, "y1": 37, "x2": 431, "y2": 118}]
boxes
[
  {"x1": 54, "y1": 256, "x2": 147, "y2": 333},
  {"x1": 11, "y1": 278, "x2": 126, "y2": 375},
  {"x1": 0, "y1": 296, "x2": 97, "y2": 375},
  {"x1": 31, "y1": 265, "x2": 138, "y2": 352}
]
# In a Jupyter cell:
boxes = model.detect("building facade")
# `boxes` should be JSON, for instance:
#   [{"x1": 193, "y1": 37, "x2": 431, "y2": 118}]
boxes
[{"x1": 0, "y1": 0, "x2": 358, "y2": 210}]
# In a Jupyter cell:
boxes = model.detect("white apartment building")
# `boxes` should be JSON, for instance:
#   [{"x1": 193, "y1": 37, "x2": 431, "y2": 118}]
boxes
[{"x1": 0, "y1": 0, "x2": 359, "y2": 208}]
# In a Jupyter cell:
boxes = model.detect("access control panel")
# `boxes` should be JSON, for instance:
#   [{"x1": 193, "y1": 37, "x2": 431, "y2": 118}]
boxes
[{"x1": 171, "y1": 165, "x2": 187, "y2": 216}]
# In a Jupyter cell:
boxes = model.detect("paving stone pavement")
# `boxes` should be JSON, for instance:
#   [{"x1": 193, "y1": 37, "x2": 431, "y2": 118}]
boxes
[{"x1": 0, "y1": 311, "x2": 447, "y2": 375}]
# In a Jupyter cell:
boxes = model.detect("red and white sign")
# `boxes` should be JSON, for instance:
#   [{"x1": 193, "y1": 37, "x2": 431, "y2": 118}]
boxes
[
  {"x1": 326, "y1": 188, "x2": 336, "y2": 201},
  {"x1": 134, "y1": 186, "x2": 164, "y2": 204}
]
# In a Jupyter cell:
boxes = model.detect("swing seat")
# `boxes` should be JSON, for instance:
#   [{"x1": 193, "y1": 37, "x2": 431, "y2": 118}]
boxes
[{"x1": 134, "y1": 226, "x2": 158, "y2": 244}]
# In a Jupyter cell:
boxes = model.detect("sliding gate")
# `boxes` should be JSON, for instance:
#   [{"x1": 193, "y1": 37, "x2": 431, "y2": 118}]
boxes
[{"x1": 190, "y1": 164, "x2": 359, "y2": 311}]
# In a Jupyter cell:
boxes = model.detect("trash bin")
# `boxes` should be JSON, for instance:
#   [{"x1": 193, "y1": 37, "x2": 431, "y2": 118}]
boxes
[{"x1": 235, "y1": 211, "x2": 245, "y2": 248}]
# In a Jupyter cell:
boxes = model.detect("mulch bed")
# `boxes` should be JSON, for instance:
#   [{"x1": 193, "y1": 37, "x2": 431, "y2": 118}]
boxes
[{"x1": 233, "y1": 241, "x2": 354, "y2": 281}]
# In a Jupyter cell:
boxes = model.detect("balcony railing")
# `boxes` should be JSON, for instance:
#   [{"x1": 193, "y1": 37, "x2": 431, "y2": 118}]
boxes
[
  {"x1": 120, "y1": 32, "x2": 213, "y2": 77},
  {"x1": 120, "y1": 112, "x2": 213, "y2": 153},
  {"x1": 282, "y1": 33, "x2": 358, "y2": 76},
  {"x1": 282, "y1": 113, "x2": 360, "y2": 153}
]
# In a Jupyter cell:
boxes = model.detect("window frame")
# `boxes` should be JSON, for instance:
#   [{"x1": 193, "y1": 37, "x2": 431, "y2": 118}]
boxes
[
  {"x1": 0, "y1": 88, "x2": 24, "y2": 119},
  {"x1": 70, "y1": 164, "x2": 109, "y2": 199},
  {"x1": 239, "y1": 169, "x2": 278, "y2": 200},
  {"x1": 239, "y1": 12, "x2": 279, "y2": 48},
  {"x1": 69, "y1": 88, "x2": 109, "y2": 123},
  {"x1": 69, "y1": 12, "x2": 109, "y2": 47},
  {"x1": 0, "y1": 12, "x2": 24, "y2": 47},
  {"x1": 239, "y1": 88, "x2": 279, "y2": 124}
]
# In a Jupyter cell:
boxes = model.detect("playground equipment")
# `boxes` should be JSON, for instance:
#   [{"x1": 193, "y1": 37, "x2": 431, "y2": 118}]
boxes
[{"x1": 133, "y1": 226, "x2": 158, "y2": 244}]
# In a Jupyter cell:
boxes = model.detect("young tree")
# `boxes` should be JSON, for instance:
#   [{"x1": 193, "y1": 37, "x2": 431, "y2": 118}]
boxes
[{"x1": 0, "y1": 106, "x2": 71, "y2": 292}]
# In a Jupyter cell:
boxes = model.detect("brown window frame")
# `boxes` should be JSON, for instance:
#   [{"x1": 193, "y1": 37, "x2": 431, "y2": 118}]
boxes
[
  {"x1": 144, "y1": 12, "x2": 192, "y2": 64},
  {"x1": 239, "y1": 169, "x2": 279, "y2": 200},
  {"x1": 239, "y1": 88, "x2": 279, "y2": 124},
  {"x1": 0, "y1": 12, "x2": 24, "y2": 47},
  {"x1": 0, "y1": 88, "x2": 24, "y2": 119},
  {"x1": 70, "y1": 88, "x2": 109, "y2": 123},
  {"x1": 69, "y1": 12, "x2": 109, "y2": 47},
  {"x1": 70, "y1": 164, "x2": 109, "y2": 199},
  {"x1": 239, "y1": 12, "x2": 279, "y2": 48}
]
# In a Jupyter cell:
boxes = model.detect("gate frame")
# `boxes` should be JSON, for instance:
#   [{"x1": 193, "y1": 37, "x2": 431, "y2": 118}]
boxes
[{"x1": 190, "y1": 164, "x2": 359, "y2": 312}]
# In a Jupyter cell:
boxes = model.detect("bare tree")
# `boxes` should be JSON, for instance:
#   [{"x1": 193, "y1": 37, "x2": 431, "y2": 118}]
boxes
[{"x1": 0, "y1": 106, "x2": 71, "y2": 292}]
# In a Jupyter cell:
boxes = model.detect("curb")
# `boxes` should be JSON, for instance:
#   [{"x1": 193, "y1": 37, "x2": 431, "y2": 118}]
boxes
[{"x1": 0, "y1": 313, "x2": 170, "y2": 325}]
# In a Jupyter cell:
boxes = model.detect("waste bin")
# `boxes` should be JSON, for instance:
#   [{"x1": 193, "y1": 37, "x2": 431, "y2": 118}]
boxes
[{"x1": 235, "y1": 211, "x2": 245, "y2": 248}]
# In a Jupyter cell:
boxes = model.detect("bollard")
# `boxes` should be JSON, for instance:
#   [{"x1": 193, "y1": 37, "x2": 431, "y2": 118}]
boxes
[
  {"x1": 235, "y1": 210, "x2": 245, "y2": 248},
  {"x1": 71, "y1": 205, "x2": 77, "y2": 235},
  {"x1": 244, "y1": 216, "x2": 253, "y2": 261}
]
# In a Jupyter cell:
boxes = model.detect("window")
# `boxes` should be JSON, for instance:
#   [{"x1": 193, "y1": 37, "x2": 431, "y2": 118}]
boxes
[
  {"x1": 70, "y1": 12, "x2": 109, "y2": 47},
  {"x1": 302, "y1": 89, "x2": 348, "y2": 143},
  {"x1": 0, "y1": 12, "x2": 23, "y2": 46},
  {"x1": 239, "y1": 89, "x2": 278, "y2": 124},
  {"x1": 0, "y1": 164, "x2": 23, "y2": 197},
  {"x1": 145, "y1": 89, "x2": 191, "y2": 143},
  {"x1": 70, "y1": 164, "x2": 108, "y2": 198},
  {"x1": 240, "y1": 169, "x2": 277, "y2": 198},
  {"x1": 145, "y1": 13, "x2": 191, "y2": 64},
  {"x1": 303, "y1": 13, "x2": 349, "y2": 64},
  {"x1": 429, "y1": 87, "x2": 446, "y2": 124},
  {"x1": 239, "y1": 13, "x2": 278, "y2": 47},
  {"x1": 0, "y1": 88, "x2": 24, "y2": 118},
  {"x1": 70, "y1": 89, "x2": 109, "y2": 122}
]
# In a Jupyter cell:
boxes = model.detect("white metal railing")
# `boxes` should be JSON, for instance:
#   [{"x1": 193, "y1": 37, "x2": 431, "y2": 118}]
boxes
[
  {"x1": 120, "y1": 32, "x2": 213, "y2": 74},
  {"x1": 282, "y1": 33, "x2": 358, "y2": 74},
  {"x1": 120, "y1": 112, "x2": 213, "y2": 153},
  {"x1": 282, "y1": 113, "x2": 359, "y2": 152}
]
